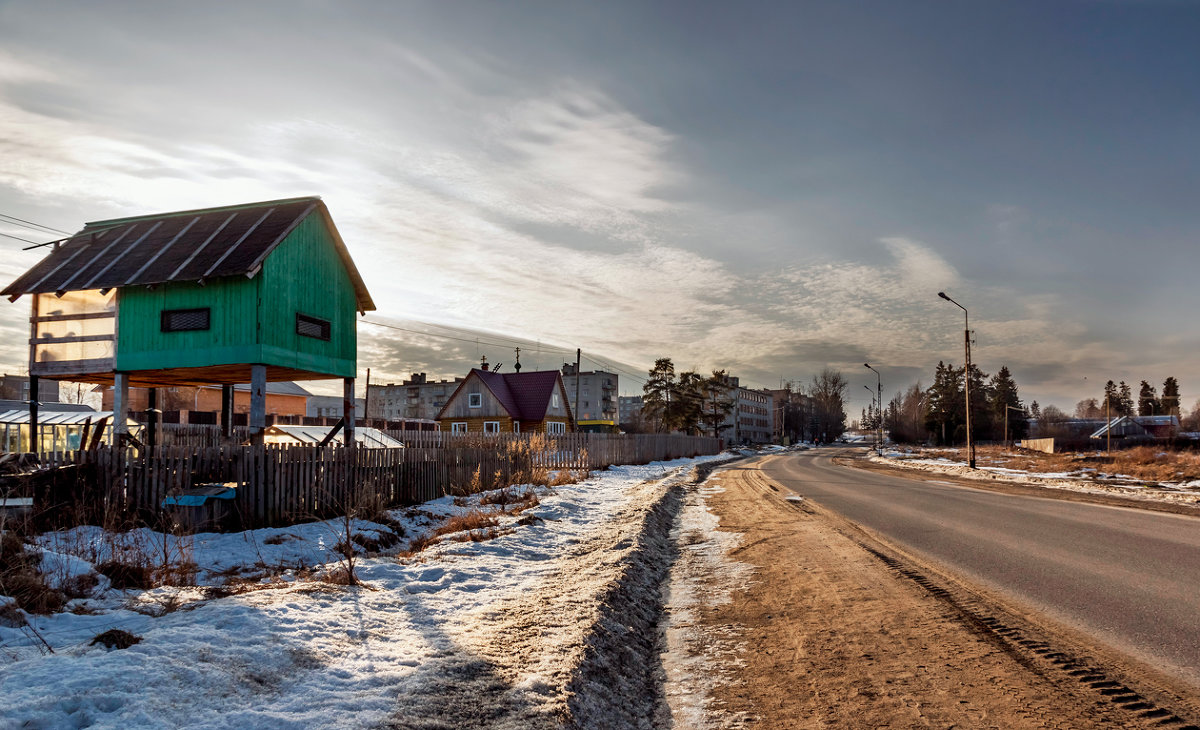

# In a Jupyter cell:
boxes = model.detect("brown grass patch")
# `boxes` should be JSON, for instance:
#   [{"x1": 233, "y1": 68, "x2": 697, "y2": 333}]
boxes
[
  {"x1": 450, "y1": 527, "x2": 508, "y2": 543},
  {"x1": 480, "y1": 487, "x2": 541, "y2": 514},
  {"x1": 397, "y1": 532, "x2": 441, "y2": 559},
  {"x1": 930, "y1": 444, "x2": 1200, "y2": 484},
  {"x1": 435, "y1": 510, "x2": 500, "y2": 536}
]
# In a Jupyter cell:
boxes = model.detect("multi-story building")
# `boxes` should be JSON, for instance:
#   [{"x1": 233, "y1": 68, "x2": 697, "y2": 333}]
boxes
[
  {"x1": 560, "y1": 364, "x2": 618, "y2": 426},
  {"x1": 367, "y1": 373, "x2": 464, "y2": 421},
  {"x1": 716, "y1": 376, "x2": 774, "y2": 444},
  {"x1": 617, "y1": 395, "x2": 643, "y2": 429}
]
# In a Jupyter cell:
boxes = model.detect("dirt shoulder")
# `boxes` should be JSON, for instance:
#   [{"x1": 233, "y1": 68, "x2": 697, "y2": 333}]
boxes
[
  {"x1": 695, "y1": 461, "x2": 1200, "y2": 729},
  {"x1": 846, "y1": 455, "x2": 1200, "y2": 519}
]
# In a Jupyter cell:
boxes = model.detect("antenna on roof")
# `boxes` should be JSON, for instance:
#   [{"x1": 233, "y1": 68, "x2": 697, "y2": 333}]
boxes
[
  {"x1": 514, "y1": 347, "x2": 521, "y2": 373},
  {"x1": 492, "y1": 363, "x2": 502, "y2": 372}
]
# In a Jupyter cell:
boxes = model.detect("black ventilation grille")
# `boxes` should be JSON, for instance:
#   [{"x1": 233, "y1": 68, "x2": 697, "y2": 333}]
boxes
[
  {"x1": 296, "y1": 313, "x2": 331, "y2": 341},
  {"x1": 161, "y1": 308, "x2": 210, "y2": 332}
]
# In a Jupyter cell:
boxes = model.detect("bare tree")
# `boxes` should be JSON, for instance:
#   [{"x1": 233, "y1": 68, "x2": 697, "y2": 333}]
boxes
[{"x1": 809, "y1": 368, "x2": 848, "y2": 443}]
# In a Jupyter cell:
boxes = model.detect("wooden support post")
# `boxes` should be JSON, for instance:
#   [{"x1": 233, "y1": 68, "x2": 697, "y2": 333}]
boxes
[
  {"x1": 113, "y1": 372, "x2": 129, "y2": 438},
  {"x1": 27, "y1": 374, "x2": 39, "y2": 454},
  {"x1": 221, "y1": 385, "x2": 233, "y2": 439},
  {"x1": 147, "y1": 387, "x2": 158, "y2": 451},
  {"x1": 344, "y1": 377, "x2": 356, "y2": 450},
  {"x1": 249, "y1": 365, "x2": 266, "y2": 444}
]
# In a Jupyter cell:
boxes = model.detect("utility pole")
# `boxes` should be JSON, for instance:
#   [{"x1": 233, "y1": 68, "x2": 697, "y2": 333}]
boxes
[{"x1": 574, "y1": 348, "x2": 581, "y2": 432}]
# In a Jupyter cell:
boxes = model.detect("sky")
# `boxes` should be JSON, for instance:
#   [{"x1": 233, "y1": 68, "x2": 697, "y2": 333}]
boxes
[{"x1": 0, "y1": 0, "x2": 1198, "y2": 413}]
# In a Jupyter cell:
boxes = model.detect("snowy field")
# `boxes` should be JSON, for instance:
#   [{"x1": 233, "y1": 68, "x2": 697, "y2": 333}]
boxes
[
  {"x1": 872, "y1": 448, "x2": 1200, "y2": 505},
  {"x1": 1, "y1": 453, "x2": 738, "y2": 730}
]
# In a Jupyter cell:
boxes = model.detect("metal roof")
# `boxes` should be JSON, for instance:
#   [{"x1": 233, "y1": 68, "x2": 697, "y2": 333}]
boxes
[
  {"x1": 262, "y1": 425, "x2": 404, "y2": 448},
  {"x1": 2, "y1": 197, "x2": 374, "y2": 312},
  {"x1": 0, "y1": 410, "x2": 137, "y2": 426}
]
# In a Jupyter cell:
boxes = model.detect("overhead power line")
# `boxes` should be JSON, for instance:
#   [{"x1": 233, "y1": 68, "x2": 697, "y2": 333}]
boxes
[
  {"x1": 361, "y1": 318, "x2": 651, "y2": 386},
  {"x1": 0, "y1": 212, "x2": 72, "y2": 236},
  {"x1": 0, "y1": 231, "x2": 46, "y2": 246}
]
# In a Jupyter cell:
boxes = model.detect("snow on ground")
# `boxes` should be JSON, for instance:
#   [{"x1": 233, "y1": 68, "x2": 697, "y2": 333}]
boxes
[
  {"x1": 661, "y1": 472, "x2": 753, "y2": 729},
  {"x1": 1, "y1": 454, "x2": 727, "y2": 730},
  {"x1": 872, "y1": 449, "x2": 1200, "y2": 505}
]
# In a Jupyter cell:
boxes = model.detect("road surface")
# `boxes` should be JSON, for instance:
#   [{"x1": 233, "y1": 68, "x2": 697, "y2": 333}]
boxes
[{"x1": 761, "y1": 446, "x2": 1200, "y2": 690}]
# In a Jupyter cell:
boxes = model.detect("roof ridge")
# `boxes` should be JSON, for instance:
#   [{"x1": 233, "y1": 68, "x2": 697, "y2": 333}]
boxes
[{"x1": 85, "y1": 196, "x2": 323, "y2": 227}]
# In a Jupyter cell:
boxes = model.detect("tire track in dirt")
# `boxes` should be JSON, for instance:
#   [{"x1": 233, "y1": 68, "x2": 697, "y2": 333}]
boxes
[{"x1": 692, "y1": 458, "x2": 1200, "y2": 729}]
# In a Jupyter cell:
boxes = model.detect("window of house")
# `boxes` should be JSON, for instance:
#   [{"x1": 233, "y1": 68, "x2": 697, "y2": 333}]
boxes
[
  {"x1": 513, "y1": 422, "x2": 520, "y2": 433},
  {"x1": 547, "y1": 421, "x2": 566, "y2": 434},
  {"x1": 161, "y1": 308, "x2": 210, "y2": 332},
  {"x1": 451, "y1": 422, "x2": 467, "y2": 434},
  {"x1": 296, "y1": 313, "x2": 331, "y2": 341},
  {"x1": 483, "y1": 421, "x2": 500, "y2": 434},
  {"x1": 468, "y1": 393, "x2": 482, "y2": 408},
  {"x1": 552, "y1": 394, "x2": 560, "y2": 408}
]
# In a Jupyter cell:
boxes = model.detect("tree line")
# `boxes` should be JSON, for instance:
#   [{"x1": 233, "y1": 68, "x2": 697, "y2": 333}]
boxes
[
  {"x1": 635, "y1": 358, "x2": 849, "y2": 442},
  {"x1": 879, "y1": 366, "x2": 1195, "y2": 445},
  {"x1": 870, "y1": 362, "x2": 1028, "y2": 445}
]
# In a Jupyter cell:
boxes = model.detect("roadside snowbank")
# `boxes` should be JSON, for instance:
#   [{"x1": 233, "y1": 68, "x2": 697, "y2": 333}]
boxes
[
  {"x1": 1, "y1": 454, "x2": 725, "y2": 729},
  {"x1": 661, "y1": 469, "x2": 754, "y2": 729},
  {"x1": 872, "y1": 451, "x2": 1200, "y2": 505}
]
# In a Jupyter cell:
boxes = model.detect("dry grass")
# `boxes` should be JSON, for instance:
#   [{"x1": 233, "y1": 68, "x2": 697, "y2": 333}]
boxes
[
  {"x1": 480, "y1": 487, "x2": 541, "y2": 514},
  {"x1": 435, "y1": 510, "x2": 500, "y2": 536},
  {"x1": 936, "y1": 444, "x2": 1200, "y2": 483},
  {"x1": 397, "y1": 532, "x2": 441, "y2": 558}
]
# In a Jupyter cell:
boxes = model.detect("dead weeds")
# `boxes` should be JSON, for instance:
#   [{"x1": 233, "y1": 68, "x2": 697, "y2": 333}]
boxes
[{"x1": 922, "y1": 444, "x2": 1200, "y2": 484}]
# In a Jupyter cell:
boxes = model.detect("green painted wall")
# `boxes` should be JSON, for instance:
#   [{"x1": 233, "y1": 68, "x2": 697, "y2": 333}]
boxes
[
  {"x1": 258, "y1": 212, "x2": 357, "y2": 377},
  {"x1": 115, "y1": 211, "x2": 358, "y2": 378}
]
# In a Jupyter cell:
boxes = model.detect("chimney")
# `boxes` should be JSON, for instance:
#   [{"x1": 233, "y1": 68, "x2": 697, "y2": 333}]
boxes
[{"x1": 480, "y1": 355, "x2": 488, "y2": 371}]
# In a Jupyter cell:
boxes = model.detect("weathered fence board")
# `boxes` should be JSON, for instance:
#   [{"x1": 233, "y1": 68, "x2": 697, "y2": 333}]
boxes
[{"x1": 26, "y1": 431, "x2": 721, "y2": 529}]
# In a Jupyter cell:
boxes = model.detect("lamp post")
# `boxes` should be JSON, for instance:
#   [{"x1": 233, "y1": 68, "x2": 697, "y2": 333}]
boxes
[
  {"x1": 863, "y1": 385, "x2": 876, "y2": 451},
  {"x1": 938, "y1": 291, "x2": 976, "y2": 468},
  {"x1": 865, "y1": 363, "x2": 882, "y2": 455}
]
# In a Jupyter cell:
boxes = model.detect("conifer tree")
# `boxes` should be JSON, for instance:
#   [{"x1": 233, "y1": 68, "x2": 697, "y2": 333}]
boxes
[
  {"x1": 1118, "y1": 381, "x2": 1134, "y2": 417},
  {"x1": 1137, "y1": 380, "x2": 1159, "y2": 416},
  {"x1": 1162, "y1": 377, "x2": 1181, "y2": 417}
]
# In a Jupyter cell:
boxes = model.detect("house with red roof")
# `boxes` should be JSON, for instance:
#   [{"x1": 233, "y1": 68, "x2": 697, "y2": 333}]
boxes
[{"x1": 435, "y1": 367, "x2": 575, "y2": 434}]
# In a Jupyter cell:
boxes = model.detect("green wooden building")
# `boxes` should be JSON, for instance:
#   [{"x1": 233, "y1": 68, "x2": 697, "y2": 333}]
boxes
[{"x1": 1, "y1": 197, "x2": 374, "y2": 443}]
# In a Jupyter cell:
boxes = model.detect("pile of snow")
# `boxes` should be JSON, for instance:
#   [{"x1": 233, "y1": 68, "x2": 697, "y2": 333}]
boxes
[{"x1": 1, "y1": 454, "x2": 726, "y2": 728}]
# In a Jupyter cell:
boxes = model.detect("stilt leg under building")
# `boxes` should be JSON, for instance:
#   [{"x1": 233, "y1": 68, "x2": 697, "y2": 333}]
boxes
[{"x1": 249, "y1": 365, "x2": 266, "y2": 445}]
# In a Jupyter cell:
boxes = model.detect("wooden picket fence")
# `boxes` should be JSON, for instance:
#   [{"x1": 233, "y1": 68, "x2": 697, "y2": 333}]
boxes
[{"x1": 21, "y1": 431, "x2": 721, "y2": 529}]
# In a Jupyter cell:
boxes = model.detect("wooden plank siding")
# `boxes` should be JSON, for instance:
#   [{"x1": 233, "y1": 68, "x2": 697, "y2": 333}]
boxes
[
  {"x1": 29, "y1": 431, "x2": 721, "y2": 529},
  {"x1": 113, "y1": 209, "x2": 356, "y2": 379}
]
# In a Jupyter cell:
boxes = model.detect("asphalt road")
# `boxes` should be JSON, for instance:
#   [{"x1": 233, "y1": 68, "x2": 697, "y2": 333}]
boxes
[{"x1": 759, "y1": 447, "x2": 1200, "y2": 690}]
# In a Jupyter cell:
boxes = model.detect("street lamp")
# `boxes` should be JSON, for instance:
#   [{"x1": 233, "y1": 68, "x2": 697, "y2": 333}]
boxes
[
  {"x1": 938, "y1": 291, "x2": 976, "y2": 468},
  {"x1": 863, "y1": 385, "x2": 876, "y2": 451},
  {"x1": 865, "y1": 363, "x2": 882, "y2": 456}
]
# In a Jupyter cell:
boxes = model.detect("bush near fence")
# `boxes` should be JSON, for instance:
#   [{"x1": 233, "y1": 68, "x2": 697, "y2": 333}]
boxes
[{"x1": 17, "y1": 431, "x2": 721, "y2": 530}]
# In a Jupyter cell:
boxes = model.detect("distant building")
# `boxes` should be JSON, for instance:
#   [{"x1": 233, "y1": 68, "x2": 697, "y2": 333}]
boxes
[
  {"x1": 306, "y1": 395, "x2": 366, "y2": 420},
  {"x1": 99, "y1": 382, "x2": 311, "y2": 420},
  {"x1": 436, "y1": 366, "x2": 574, "y2": 434},
  {"x1": 367, "y1": 373, "x2": 464, "y2": 421},
  {"x1": 0, "y1": 374, "x2": 59, "y2": 403},
  {"x1": 1090, "y1": 415, "x2": 1179, "y2": 442},
  {"x1": 618, "y1": 395, "x2": 643, "y2": 428},
  {"x1": 716, "y1": 375, "x2": 774, "y2": 444},
  {"x1": 561, "y1": 364, "x2": 618, "y2": 427}
]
